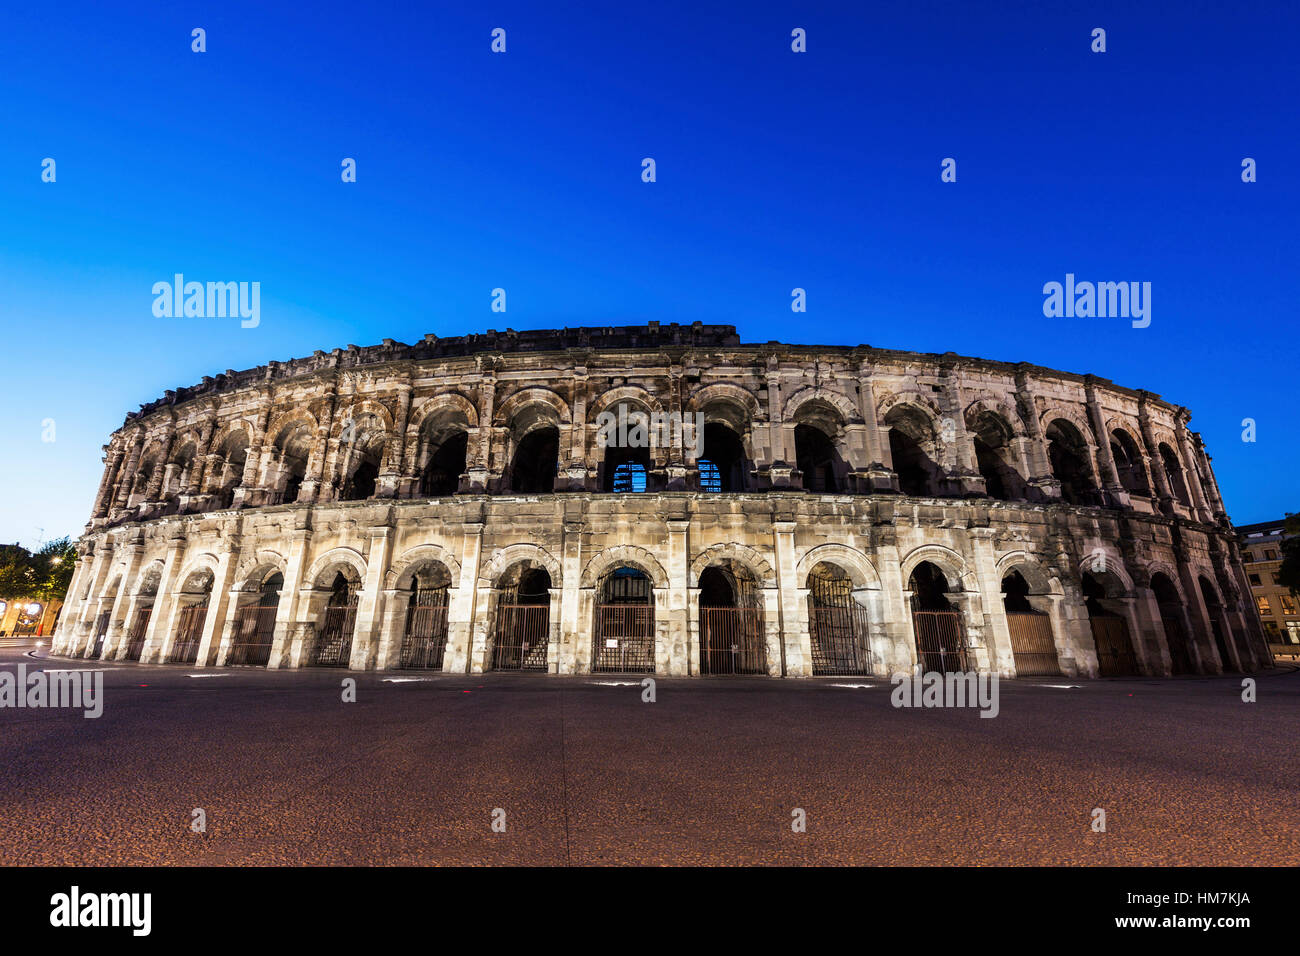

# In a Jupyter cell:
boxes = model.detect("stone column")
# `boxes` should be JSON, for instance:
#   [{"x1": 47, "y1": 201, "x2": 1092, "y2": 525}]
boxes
[
  {"x1": 194, "y1": 536, "x2": 241, "y2": 666},
  {"x1": 140, "y1": 534, "x2": 188, "y2": 663},
  {"x1": 665, "y1": 517, "x2": 691, "y2": 675},
  {"x1": 92, "y1": 449, "x2": 124, "y2": 518},
  {"x1": 1174, "y1": 410, "x2": 1212, "y2": 523},
  {"x1": 110, "y1": 433, "x2": 145, "y2": 514},
  {"x1": 968, "y1": 527, "x2": 1013, "y2": 676},
  {"x1": 349, "y1": 523, "x2": 394, "y2": 670},
  {"x1": 1015, "y1": 369, "x2": 1058, "y2": 499},
  {"x1": 454, "y1": 519, "x2": 486, "y2": 672},
  {"x1": 1137, "y1": 394, "x2": 1175, "y2": 515},
  {"x1": 772, "y1": 518, "x2": 809, "y2": 676},
  {"x1": 558, "y1": 503, "x2": 585, "y2": 674},
  {"x1": 299, "y1": 391, "x2": 336, "y2": 503},
  {"x1": 857, "y1": 360, "x2": 897, "y2": 492},
  {"x1": 465, "y1": 372, "x2": 496, "y2": 492},
  {"x1": 765, "y1": 356, "x2": 794, "y2": 489},
  {"x1": 1084, "y1": 378, "x2": 1127, "y2": 508},
  {"x1": 940, "y1": 360, "x2": 983, "y2": 495},
  {"x1": 101, "y1": 542, "x2": 144, "y2": 659},
  {"x1": 379, "y1": 384, "x2": 412, "y2": 497},
  {"x1": 268, "y1": 526, "x2": 312, "y2": 669},
  {"x1": 73, "y1": 541, "x2": 117, "y2": 656}
]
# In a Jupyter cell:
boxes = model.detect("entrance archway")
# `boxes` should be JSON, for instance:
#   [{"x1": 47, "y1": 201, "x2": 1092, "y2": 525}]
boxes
[
  {"x1": 698, "y1": 564, "x2": 766, "y2": 674},
  {"x1": 399, "y1": 563, "x2": 451, "y2": 669},
  {"x1": 1151, "y1": 572, "x2": 1193, "y2": 675},
  {"x1": 1001, "y1": 568, "x2": 1061, "y2": 676},
  {"x1": 1082, "y1": 571, "x2": 1137, "y2": 676},
  {"x1": 229, "y1": 570, "x2": 282, "y2": 666},
  {"x1": 313, "y1": 571, "x2": 359, "y2": 667},
  {"x1": 491, "y1": 565, "x2": 551, "y2": 670},
  {"x1": 592, "y1": 567, "x2": 655, "y2": 673},
  {"x1": 167, "y1": 568, "x2": 213, "y2": 664},
  {"x1": 909, "y1": 561, "x2": 967, "y2": 673},
  {"x1": 1199, "y1": 577, "x2": 1235, "y2": 672},
  {"x1": 806, "y1": 561, "x2": 872, "y2": 675}
]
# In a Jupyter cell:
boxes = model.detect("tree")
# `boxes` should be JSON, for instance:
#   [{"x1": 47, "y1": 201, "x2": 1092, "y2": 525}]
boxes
[
  {"x1": 1278, "y1": 513, "x2": 1300, "y2": 598},
  {"x1": 0, "y1": 538, "x2": 78, "y2": 603}
]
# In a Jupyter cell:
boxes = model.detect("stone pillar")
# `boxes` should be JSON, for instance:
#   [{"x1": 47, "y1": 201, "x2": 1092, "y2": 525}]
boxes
[
  {"x1": 1084, "y1": 378, "x2": 1128, "y2": 508},
  {"x1": 765, "y1": 357, "x2": 794, "y2": 489},
  {"x1": 268, "y1": 526, "x2": 312, "y2": 669},
  {"x1": 465, "y1": 373, "x2": 496, "y2": 492},
  {"x1": 195, "y1": 537, "x2": 241, "y2": 666},
  {"x1": 455, "y1": 519, "x2": 486, "y2": 673},
  {"x1": 772, "y1": 518, "x2": 808, "y2": 676},
  {"x1": 558, "y1": 503, "x2": 586, "y2": 674},
  {"x1": 110, "y1": 433, "x2": 145, "y2": 514},
  {"x1": 92, "y1": 449, "x2": 124, "y2": 518},
  {"x1": 940, "y1": 360, "x2": 983, "y2": 495},
  {"x1": 664, "y1": 365, "x2": 691, "y2": 491},
  {"x1": 1137, "y1": 394, "x2": 1175, "y2": 515},
  {"x1": 1174, "y1": 410, "x2": 1213, "y2": 523},
  {"x1": 73, "y1": 541, "x2": 116, "y2": 656},
  {"x1": 857, "y1": 360, "x2": 897, "y2": 492},
  {"x1": 1015, "y1": 369, "x2": 1058, "y2": 499},
  {"x1": 969, "y1": 528, "x2": 1013, "y2": 676},
  {"x1": 299, "y1": 392, "x2": 336, "y2": 503},
  {"x1": 140, "y1": 534, "x2": 188, "y2": 663},
  {"x1": 1192, "y1": 435, "x2": 1229, "y2": 523},
  {"x1": 665, "y1": 517, "x2": 691, "y2": 675},
  {"x1": 101, "y1": 542, "x2": 144, "y2": 659},
  {"x1": 349, "y1": 523, "x2": 394, "y2": 670},
  {"x1": 379, "y1": 384, "x2": 412, "y2": 497}
]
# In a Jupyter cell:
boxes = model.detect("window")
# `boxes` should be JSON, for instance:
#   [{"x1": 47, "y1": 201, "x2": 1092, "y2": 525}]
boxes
[
  {"x1": 612, "y1": 461, "x2": 647, "y2": 493},
  {"x1": 1286, "y1": 622, "x2": 1300, "y2": 645},
  {"x1": 698, "y1": 459, "x2": 722, "y2": 493},
  {"x1": 1265, "y1": 549, "x2": 1278, "y2": 560},
  {"x1": 1248, "y1": 574, "x2": 1261, "y2": 586},
  {"x1": 1256, "y1": 596, "x2": 1271, "y2": 615},
  {"x1": 1282, "y1": 595, "x2": 1298, "y2": 615}
]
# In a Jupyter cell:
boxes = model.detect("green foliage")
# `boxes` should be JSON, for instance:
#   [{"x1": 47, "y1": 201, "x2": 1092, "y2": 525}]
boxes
[
  {"x1": 1279, "y1": 513, "x2": 1300, "y2": 598},
  {"x1": 0, "y1": 538, "x2": 79, "y2": 602}
]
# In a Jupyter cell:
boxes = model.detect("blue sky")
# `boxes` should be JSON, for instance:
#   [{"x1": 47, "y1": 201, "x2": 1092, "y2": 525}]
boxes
[{"x1": 1, "y1": 1, "x2": 1296, "y2": 547}]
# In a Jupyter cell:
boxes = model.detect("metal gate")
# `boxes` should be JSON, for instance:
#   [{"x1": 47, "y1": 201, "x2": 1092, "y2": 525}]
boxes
[
  {"x1": 123, "y1": 606, "x2": 152, "y2": 661},
  {"x1": 1090, "y1": 615, "x2": 1138, "y2": 676},
  {"x1": 1005, "y1": 612, "x2": 1061, "y2": 676},
  {"x1": 809, "y1": 605, "x2": 873, "y2": 675},
  {"x1": 91, "y1": 610, "x2": 112, "y2": 659},
  {"x1": 492, "y1": 604, "x2": 550, "y2": 670},
  {"x1": 912, "y1": 610, "x2": 968, "y2": 673},
  {"x1": 167, "y1": 604, "x2": 207, "y2": 664},
  {"x1": 314, "y1": 602, "x2": 358, "y2": 667},
  {"x1": 399, "y1": 587, "x2": 450, "y2": 670},
  {"x1": 228, "y1": 604, "x2": 278, "y2": 666},
  {"x1": 699, "y1": 607, "x2": 766, "y2": 675},
  {"x1": 1210, "y1": 617, "x2": 1234, "y2": 672},
  {"x1": 1159, "y1": 609, "x2": 1194, "y2": 675},
  {"x1": 593, "y1": 605, "x2": 655, "y2": 673}
]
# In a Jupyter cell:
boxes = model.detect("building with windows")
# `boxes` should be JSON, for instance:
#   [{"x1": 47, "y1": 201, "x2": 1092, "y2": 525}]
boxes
[
  {"x1": 1236, "y1": 519, "x2": 1299, "y2": 648},
  {"x1": 50, "y1": 323, "x2": 1268, "y2": 677}
]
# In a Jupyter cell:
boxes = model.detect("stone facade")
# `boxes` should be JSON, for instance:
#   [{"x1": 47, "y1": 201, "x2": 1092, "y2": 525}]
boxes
[{"x1": 50, "y1": 322, "x2": 1269, "y2": 677}]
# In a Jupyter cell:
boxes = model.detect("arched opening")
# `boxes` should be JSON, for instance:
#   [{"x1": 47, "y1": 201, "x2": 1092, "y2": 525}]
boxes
[
  {"x1": 885, "y1": 406, "x2": 943, "y2": 497},
  {"x1": 213, "y1": 434, "x2": 250, "y2": 510},
  {"x1": 1001, "y1": 569, "x2": 1061, "y2": 675},
  {"x1": 229, "y1": 570, "x2": 282, "y2": 667},
  {"x1": 313, "y1": 571, "x2": 359, "y2": 667},
  {"x1": 419, "y1": 431, "x2": 468, "y2": 497},
  {"x1": 908, "y1": 561, "x2": 967, "y2": 673},
  {"x1": 167, "y1": 443, "x2": 198, "y2": 501},
  {"x1": 90, "y1": 580, "x2": 120, "y2": 659},
  {"x1": 510, "y1": 427, "x2": 559, "y2": 494},
  {"x1": 698, "y1": 423, "x2": 747, "y2": 492},
  {"x1": 592, "y1": 566, "x2": 655, "y2": 673},
  {"x1": 491, "y1": 565, "x2": 552, "y2": 670},
  {"x1": 399, "y1": 562, "x2": 452, "y2": 669},
  {"x1": 806, "y1": 561, "x2": 872, "y2": 675},
  {"x1": 1198, "y1": 577, "x2": 1234, "y2": 672},
  {"x1": 1045, "y1": 419, "x2": 1097, "y2": 506},
  {"x1": 602, "y1": 435, "x2": 651, "y2": 493},
  {"x1": 794, "y1": 423, "x2": 842, "y2": 493},
  {"x1": 1160, "y1": 443, "x2": 1191, "y2": 507},
  {"x1": 167, "y1": 568, "x2": 214, "y2": 664},
  {"x1": 272, "y1": 423, "x2": 313, "y2": 505},
  {"x1": 1082, "y1": 571, "x2": 1138, "y2": 676},
  {"x1": 970, "y1": 411, "x2": 1027, "y2": 501},
  {"x1": 123, "y1": 568, "x2": 160, "y2": 662},
  {"x1": 1150, "y1": 572, "x2": 1193, "y2": 675},
  {"x1": 1110, "y1": 429, "x2": 1149, "y2": 497},
  {"x1": 698, "y1": 563, "x2": 766, "y2": 675}
]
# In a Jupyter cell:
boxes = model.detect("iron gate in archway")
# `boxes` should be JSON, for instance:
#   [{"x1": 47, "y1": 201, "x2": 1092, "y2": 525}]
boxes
[
  {"x1": 1005, "y1": 612, "x2": 1061, "y2": 676},
  {"x1": 912, "y1": 610, "x2": 968, "y2": 673},
  {"x1": 123, "y1": 606, "x2": 152, "y2": 662},
  {"x1": 167, "y1": 603, "x2": 208, "y2": 664},
  {"x1": 592, "y1": 568, "x2": 655, "y2": 673},
  {"x1": 91, "y1": 610, "x2": 112, "y2": 659},
  {"x1": 313, "y1": 584, "x2": 358, "y2": 667},
  {"x1": 399, "y1": 586, "x2": 450, "y2": 670},
  {"x1": 699, "y1": 607, "x2": 766, "y2": 675},
  {"x1": 1158, "y1": 607, "x2": 1194, "y2": 675},
  {"x1": 1090, "y1": 615, "x2": 1138, "y2": 676},
  {"x1": 229, "y1": 604, "x2": 279, "y2": 666},
  {"x1": 492, "y1": 605, "x2": 550, "y2": 670}
]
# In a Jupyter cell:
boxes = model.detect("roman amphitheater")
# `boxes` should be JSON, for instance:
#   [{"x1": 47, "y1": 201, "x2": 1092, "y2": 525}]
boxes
[{"x1": 50, "y1": 323, "x2": 1268, "y2": 679}]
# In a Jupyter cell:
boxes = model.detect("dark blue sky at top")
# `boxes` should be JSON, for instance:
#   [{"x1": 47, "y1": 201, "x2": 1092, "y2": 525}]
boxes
[{"x1": 0, "y1": 1, "x2": 1295, "y2": 547}]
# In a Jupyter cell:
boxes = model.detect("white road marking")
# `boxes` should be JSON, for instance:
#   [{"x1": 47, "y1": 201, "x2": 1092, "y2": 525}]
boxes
[
  {"x1": 1043, "y1": 684, "x2": 1082, "y2": 689},
  {"x1": 382, "y1": 677, "x2": 434, "y2": 683},
  {"x1": 187, "y1": 673, "x2": 231, "y2": 678},
  {"x1": 829, "y1": 683, "x2": 875, "y2": 689},
  {"x1": 587, "y1": 681, "x2": 640, "y2": 687}
]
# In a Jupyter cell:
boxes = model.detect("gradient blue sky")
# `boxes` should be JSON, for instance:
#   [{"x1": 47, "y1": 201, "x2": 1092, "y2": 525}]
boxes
[{"x1": 1, "y1": 1, "x2": 1296, "y2": 548}]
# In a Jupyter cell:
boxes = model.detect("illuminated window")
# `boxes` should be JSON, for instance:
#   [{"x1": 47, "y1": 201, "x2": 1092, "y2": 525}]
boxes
[
  {"x1": 698, "y1": 459, "x2": 721, "y2": 493},
  {"x1": 1282, "y1": 595, "x2": 1298, "y2": 615},
  {"x1": 612, "y1": 461, "x2": 647, "y2": 493},
  {"x1": 1257, "y1": 596, "x2": 1271, "y2": 615}
]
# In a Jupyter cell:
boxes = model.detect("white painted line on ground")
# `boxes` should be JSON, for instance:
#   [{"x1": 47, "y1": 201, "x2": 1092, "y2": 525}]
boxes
[
  {"x1": 587, "y1": 680, "x2": 640, "y2": 687},
  {"x1": 38, "y1": 668, "x2": 110, "y2": 673},
  {"x1": 382, "y1": 677, "x2": 434, "y2": 683},
  {"x1": 829, "y1": 683, "x2": 875, "y2": 689},
  {"x1": 187, "y1": 673, "x2": 231, "y2": 678},
  {"x1": 1043, "y1": 684, "x2": 1083, "y2": 689}
]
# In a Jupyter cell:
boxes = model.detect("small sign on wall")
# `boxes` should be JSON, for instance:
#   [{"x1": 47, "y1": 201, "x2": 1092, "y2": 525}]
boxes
[{"x1": 605, "y1": 639, "x2": 619, "y2": 648}]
